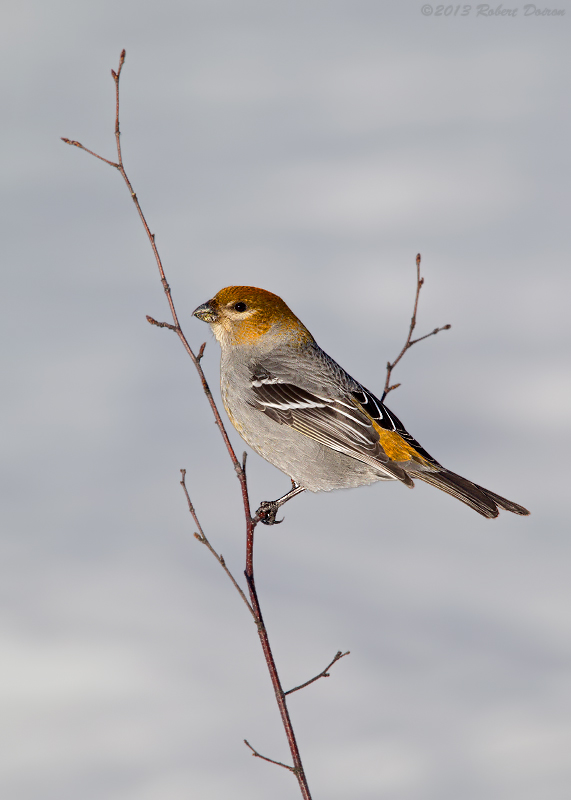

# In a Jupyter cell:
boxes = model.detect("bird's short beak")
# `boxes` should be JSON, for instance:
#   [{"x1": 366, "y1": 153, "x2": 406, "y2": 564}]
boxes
[{"x1": 193, "y1": 301, "x2": 218, "y2": 323}]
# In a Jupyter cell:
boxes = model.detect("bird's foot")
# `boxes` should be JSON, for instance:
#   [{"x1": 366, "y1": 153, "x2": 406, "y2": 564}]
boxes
[{"x1": 256, "y1": 500, "x2": 284, "y2": 526}]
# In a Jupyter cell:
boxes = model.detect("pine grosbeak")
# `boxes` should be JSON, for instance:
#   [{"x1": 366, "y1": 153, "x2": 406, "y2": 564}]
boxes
[{"x1": 193, "y1": 286, "x2": 529, "y2": 523}]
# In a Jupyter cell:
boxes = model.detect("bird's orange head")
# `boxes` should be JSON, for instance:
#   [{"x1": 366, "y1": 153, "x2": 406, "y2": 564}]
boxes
[{"x1": 193, "y1": 286, "x2": 313, "y2": 349}]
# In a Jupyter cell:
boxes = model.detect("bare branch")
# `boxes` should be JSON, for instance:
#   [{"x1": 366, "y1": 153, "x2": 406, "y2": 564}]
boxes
[
  {"x1": 112, "y1": 49, "x2": 127, "y2": 166},
  {"x1": 146, "y1": 315, "x2": 178, "y2": 331},
  {"x1": 244, "y1": 740, "x2": 296, "y2": 773},
  {"x1": 382, "y1": 253, "x2": 451, "y2": 402},
  {"x1": 64, "y1": 51, "x2": 313, "y2": 800},
  {"x1": 285, "y1": 650, "x2": 350, "y2": 696},
  {"x1": 61, "y1": 138, "x2": 119, "y2": 168},
  {"x1": 409, "y1": 324, "x2": 451, "y2": 347},
  {"x1": 63, "y1": 53, "x2": 248, "y2": 497},
  {"x1": 180, "y1": 470, "x2": 255, "y2": 619}
]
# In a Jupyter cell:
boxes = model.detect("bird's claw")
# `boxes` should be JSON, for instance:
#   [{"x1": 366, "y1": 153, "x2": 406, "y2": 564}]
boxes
[{"x1": 256, "y1": 501, "x2": 284, "y2": 526}]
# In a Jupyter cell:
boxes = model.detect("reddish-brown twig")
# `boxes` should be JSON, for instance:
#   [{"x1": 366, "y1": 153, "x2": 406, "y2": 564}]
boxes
[
  {"x1": 63, "y1": 50, "x2": 313, "y2": 800},
  {"x1": 180, "y1": 470, "x2": 255, "y2": 619},
  {"x1": 382, "y1": 253, "x2": 451, "y2": 401},
  {"x1": 285, "y1": 650, "x2": 350, "y2": 696},
  {"x1": 244, "y1": 740, "x2": 296, "y2": 773},
  {"x1": 63, "y1": 54, "x2": 242, "y2": 483}
]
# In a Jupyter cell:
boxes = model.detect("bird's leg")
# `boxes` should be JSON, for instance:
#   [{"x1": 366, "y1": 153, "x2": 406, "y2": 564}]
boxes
[{"x1": 256, "y1": 481, "x2": 306, "y2": 526}]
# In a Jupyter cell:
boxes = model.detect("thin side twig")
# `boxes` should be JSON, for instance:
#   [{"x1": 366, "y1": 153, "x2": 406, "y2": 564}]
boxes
[
  {"x1": 180, "y1": 470, "x2": 255, "y2": 619},
  {"x1": 285, "y1": 650, "x2": 350, "y2": 696},
  {"x1": 382, "y1": 253, "x2": 450, "y2": 402},
  {"x1": 244, "y1": 740, "x2": 296, "y2": 773},
  {"x1": 60, "y1": 139, "x2": 119, "y2": 169},
  {"x1": 146, "y1": 315, "x2": 177, "y2": 331}
]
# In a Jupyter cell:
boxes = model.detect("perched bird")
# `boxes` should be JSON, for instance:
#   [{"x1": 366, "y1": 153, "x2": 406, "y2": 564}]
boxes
[{"x1": 193, "y1": 286, "x2": 529, "y2": 523}]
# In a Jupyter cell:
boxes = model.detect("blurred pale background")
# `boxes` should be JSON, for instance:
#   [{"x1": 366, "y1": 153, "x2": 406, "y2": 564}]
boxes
[{"x1": 1, "y1": 2, "x2": 570, "y2": 799}]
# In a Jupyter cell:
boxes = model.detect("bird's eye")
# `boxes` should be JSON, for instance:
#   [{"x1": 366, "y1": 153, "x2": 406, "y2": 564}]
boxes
[{"x1": 233, "y1": 302, "x2": 247, "y2": 312}]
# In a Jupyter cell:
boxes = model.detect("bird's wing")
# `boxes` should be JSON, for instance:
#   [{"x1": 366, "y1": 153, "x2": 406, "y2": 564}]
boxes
[
  {"x1": 248, "y1": 368, "x2": 437, "y2": 485},
  {"x1": 249, "y1": 367, "x2": 532, "y2": 517}
]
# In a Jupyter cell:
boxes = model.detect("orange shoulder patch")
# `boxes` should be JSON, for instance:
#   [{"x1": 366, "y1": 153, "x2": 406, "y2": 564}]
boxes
[{"x1": 373, "y1": 424, "x2": 428, "y2": 464}]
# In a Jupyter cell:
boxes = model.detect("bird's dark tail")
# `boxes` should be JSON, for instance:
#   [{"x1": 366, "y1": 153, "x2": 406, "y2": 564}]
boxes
[{"x1": 414, "y1": 469, "x2": 530, "y2": 519}]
